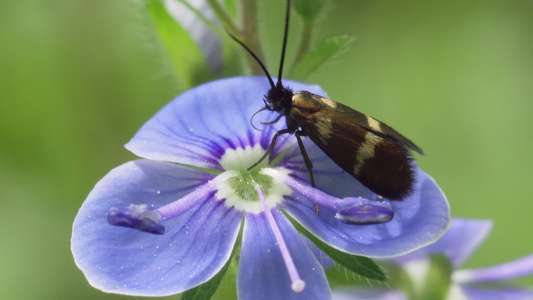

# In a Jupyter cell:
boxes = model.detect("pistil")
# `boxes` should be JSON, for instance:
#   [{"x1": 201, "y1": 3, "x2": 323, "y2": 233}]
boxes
[{"x1": 255, "y1": 185, "x2": 306, "y2": 292}]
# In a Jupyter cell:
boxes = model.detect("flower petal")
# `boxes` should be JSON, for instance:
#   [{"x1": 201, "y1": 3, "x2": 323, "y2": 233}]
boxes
[
  {"x1": 453, "y1": 254, "x2": 533, "y2": 284},
  {"x1": 393, "y1": 219, "x2": 493, "y2": 268},
  {"x1": 125, "y1": 77, "x2": 327, "y2": 169},
  {"x1": 282, "y1": 167, "x2": 450, "y2": 258},
  {"x1": 71, "y1": 160, "x2": 242, "y2": 296},
  {"x1": 237, "y1": 211, "x2": 330, "y2": 300},
  {"x1": 332, "y1": 288, "x2": 407, "y2": 300},
  {"x1": 459, "y1": 285, "x2": 533, "y2": 300},
  {"x1": 394, "y1": 218, "x2": 492, "y2": 268}
]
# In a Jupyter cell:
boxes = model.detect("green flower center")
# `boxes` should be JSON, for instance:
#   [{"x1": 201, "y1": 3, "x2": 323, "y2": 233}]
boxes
[{"x1": 215, "y1": 145, "x2": 291, "y2": 213}]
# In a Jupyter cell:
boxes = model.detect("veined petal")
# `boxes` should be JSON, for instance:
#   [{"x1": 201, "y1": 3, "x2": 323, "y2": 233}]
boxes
[
  {"x1": 237, "y1": 211, "x2": 330, "y2": 300},
  {"x1": 71, "y1": 160, "x2": 242, "y2": 296},
  {"x1": 283, "y1": 167, "x2": 450, "y2": 258},
  {"x1": 393, "y1": 219, "x2": 493, "y2": 268},
  {"x1": 125, "y1": 77, "x2": 327, "y2": 169}
]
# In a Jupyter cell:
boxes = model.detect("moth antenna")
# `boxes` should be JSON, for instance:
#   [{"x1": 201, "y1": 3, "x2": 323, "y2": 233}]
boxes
[
  {"x1": 276, "y1": 0, "x2": 292, "y2": 87},
  {"x1": 226, "y1": 29, "x2": 276, "y2": 90},
  {"x1": 250, "y1": 106, "x2": 271, "y2": 131}
]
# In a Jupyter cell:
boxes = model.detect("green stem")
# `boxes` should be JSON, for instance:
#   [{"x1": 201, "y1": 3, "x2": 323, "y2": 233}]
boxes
[
  {"x1": 289, "y1": 19, "x2": 314, "y2": 76},
  {"x1": 240, "y1": 0, "x2": 265, "y2": 75},
  {"x1": 177, "y1": 0, "x2": 224, "y2": 36},
  {"x1": 207, "y1": 0, "x2": 239, "y2": 34}
]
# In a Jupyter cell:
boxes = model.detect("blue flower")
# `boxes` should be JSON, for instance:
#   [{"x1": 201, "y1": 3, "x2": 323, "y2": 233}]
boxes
[
  {"x1": 332, "y1": 218, "x2": 533, "y2": 300},
  {"x1": 71, "y1": 77, "x2": 450, "y2": 299}
]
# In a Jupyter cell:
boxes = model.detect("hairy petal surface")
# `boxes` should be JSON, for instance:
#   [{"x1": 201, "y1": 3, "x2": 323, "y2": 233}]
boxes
[
  {"x1": 71, "y1": 160, "x2": 242, "y2": 296},
  {"x1": 238, "y1": 211, "x2": 330, "y2": 300},
  {"x1": 126, "y1": 77, "x2": 327, "y2": 169},
  {"x1": 283, "y1": 167, "x2": 450, "y2": 258}
]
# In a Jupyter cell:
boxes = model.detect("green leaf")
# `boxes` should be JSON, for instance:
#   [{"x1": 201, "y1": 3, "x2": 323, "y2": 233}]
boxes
[
  {"x1": 146, "y1": 0, "x2": 212, "y2": 88},
  {"x1": 286, "y1": 213, "x2": 386, "y2": 281},
  {"x1": 290, "y1": 35, "x2": 355, "y2": 81},
  {"x1": 181, "y1": 261, "x2": 230, "y2": 300},
  {"x1": 292, "y1": 0, "x2": 328, "y2": 23}
]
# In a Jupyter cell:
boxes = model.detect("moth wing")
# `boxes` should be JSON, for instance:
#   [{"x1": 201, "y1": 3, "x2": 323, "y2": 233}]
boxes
[
  {"x1": 297, "y1": 103, "x2": 415, "y2": 200},
  {"x1": 336, "y1": 102, "x2": 424, "y2": 155}
]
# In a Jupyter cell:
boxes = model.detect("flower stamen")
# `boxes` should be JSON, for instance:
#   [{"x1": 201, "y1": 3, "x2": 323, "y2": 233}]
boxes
[
  {"x1": 260, "y1": 168, "x2": 394, "y2": 224},
  {"x1": 255, "y1": 185, "x2": 306, "y2": 293},
  {"x1": 157, "y1": 171, "x2": 236, "y2": 220}
]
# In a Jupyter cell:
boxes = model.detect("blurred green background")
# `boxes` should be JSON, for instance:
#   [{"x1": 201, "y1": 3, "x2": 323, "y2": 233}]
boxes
[{"x1": 1, "y1": 0, "x2": 532, "y2": 299}]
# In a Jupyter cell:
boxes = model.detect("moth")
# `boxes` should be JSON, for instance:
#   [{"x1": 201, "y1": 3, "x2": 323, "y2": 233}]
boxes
[{"x1": 229, "y1": 0, "x2": 423, "y2": 200}]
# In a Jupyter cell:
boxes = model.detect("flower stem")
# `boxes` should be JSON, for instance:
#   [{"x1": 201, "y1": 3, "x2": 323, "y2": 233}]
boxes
[
  {"x1": 207, "y1": 0, "x2": 238, "y2": 34},
  {"x1": 239, "y1": 0, "x2": 266, "y2": 75},
  {"x1": 289, "y1": 19, "x2": 314, "y2": 76}
]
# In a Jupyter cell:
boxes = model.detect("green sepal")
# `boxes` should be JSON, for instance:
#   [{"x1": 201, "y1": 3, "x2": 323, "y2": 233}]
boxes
[
  {"x1": 290, "y1": 35, "x2": 355, "y2": 81},
  {"x1": 145, "y1": 0, "x2": 212, "y2": 88},
  {"x1": 181, "y1": 226, "x2": 242, "y2": 300},
  {"x1": 292, "y1": 0, "x2": 327, "y2": 23},
  {"x1": 285, "y1": 213, "x2": 386, "y2": 281}
]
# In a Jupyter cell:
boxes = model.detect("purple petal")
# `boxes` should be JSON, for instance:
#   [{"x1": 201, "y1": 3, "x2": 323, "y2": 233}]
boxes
[
  {"x1": 126, "y1": 77, "x2": 327, "y2": 169},
  {"x1": 71, "y1": 160, "x2": 242, "y2": 296},
  {"x1": 393, "y1": 218, "x2": 493, "y2": 268},
  {"x1": 282, "y1": 167, "x2": 450, "y2": 258},
  {"x1": 453, "y1": 254, "x2": 533, "y2": 284},
  {"x1": 238, "y1": 211, "x2": 330, "y2": 300},
  {"x1": 460, "y1": 285, "x2": 533, "y2": 300},
  {"x1": 332, "y1": 288, "x2": 407, "y2": 300}
]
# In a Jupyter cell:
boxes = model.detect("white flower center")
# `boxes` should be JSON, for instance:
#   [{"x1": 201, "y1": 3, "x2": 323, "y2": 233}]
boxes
[{"x1": 216, "y1": 145, "x2": 292, "y2": 214}]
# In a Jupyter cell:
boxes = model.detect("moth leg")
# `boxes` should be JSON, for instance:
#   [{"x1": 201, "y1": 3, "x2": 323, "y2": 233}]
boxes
[
  {"x1": 295, "y1": 131, "x2": 320, "y2": 215},
  {"x1": 294, "y1": 131, "x2": 315, "y2": 187},
  {"x1": 248, "y1": 128, "x2": 292, "y2": 171}
]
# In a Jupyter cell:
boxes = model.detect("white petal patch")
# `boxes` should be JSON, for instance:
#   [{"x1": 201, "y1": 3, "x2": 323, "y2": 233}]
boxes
[
  {"x1": 216, "y1": 145, "x2": 292, "y2": 214},
  {"x1": 445, "y1": 284, "x2": 469, "y2": 300},
  {"x1": 403, "y1": 257, "x2": 430, "y2": 294},
  {"x1": 218, "y1": 144, "x2": 267, "y2": 171}
]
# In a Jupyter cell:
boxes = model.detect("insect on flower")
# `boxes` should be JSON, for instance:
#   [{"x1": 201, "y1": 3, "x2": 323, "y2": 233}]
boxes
[{"x1": 230, "y1": 0, "x2": 424, "y2": 200}]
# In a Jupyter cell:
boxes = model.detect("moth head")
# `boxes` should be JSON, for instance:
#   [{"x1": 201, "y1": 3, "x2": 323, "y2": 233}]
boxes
[{"x1": 265, "y1": 85, "x2": 294, "y2": 113}]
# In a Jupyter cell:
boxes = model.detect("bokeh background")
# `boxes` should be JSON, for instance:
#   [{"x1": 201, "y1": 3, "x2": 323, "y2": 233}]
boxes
[{"x1": 1, "y1": 0, "x2": 532, "y2": 299}]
